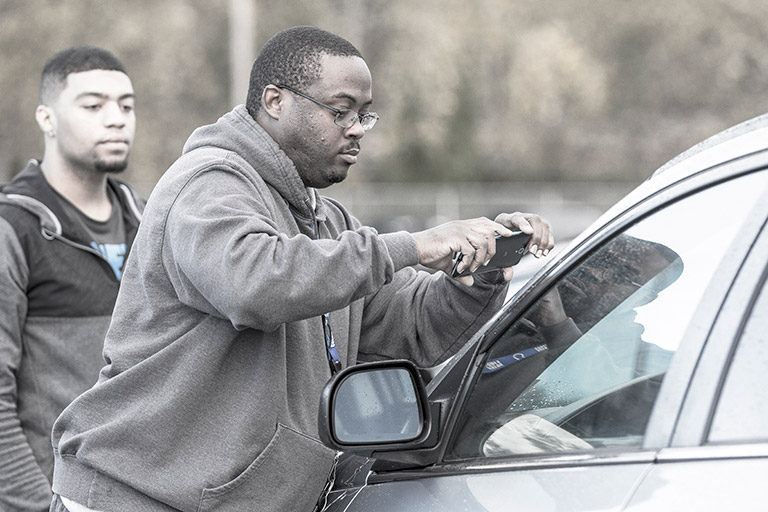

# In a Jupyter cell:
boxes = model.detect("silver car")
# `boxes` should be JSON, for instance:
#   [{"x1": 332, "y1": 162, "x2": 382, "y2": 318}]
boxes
[{"x1": 317, "y1": 113, "x2": 768, "y2": 511}]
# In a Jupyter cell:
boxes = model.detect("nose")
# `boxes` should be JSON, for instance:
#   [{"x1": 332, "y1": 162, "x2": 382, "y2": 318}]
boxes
[
  {"x1": 344, "y1": 117, "x2": 365, "y2": 139},
  {"x1": 103, "y1": 102, "x2": 127, "y2": 128}
]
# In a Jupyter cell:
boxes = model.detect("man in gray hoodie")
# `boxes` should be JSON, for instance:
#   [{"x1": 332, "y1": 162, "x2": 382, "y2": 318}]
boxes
[{"x1": 50, "y1": 27, "x2": 554, "y2": 511}]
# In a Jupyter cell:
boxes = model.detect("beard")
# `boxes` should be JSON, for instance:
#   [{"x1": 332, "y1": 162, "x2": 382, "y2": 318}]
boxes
[
  {"x1": 94, "y1": 155, "x2": 129, "y2": 174},
  {"x1": 61, "y1": 143, "x2": 130, "y2": 175},
  {"x1": 284, "y1": 142, "x2": 349, "y2": 188}
]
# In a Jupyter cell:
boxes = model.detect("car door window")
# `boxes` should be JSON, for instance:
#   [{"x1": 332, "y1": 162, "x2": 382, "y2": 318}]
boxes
[
  {"x1": 448, "y1": 171, "x2": 767, "y2": 460},
  {"x1": 708, "y1": 275, "x2": 768, "y2": 443}
]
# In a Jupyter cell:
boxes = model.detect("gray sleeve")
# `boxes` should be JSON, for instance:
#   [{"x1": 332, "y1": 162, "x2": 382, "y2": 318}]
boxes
[
  {"x1": 0, "y1": 218, "x2": 53, "y2": 511},
  {"x1": 162, "y1": 169, "x2": 419, "y2": 332},
  {"x1": 357, "y1": 268, "x2": 508, "y2": 367}
]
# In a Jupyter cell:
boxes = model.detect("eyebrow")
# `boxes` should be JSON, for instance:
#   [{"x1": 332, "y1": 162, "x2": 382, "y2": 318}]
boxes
[
  {"x1": 74, "y1": 92, "x2": 136, "y2": 101},
  {"x1": 331, "y1": 92, "x2": 373, "y2": 108}
]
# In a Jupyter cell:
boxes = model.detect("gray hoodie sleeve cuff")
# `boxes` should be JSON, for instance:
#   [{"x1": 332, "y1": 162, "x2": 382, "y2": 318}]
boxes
[{"x1": 379, "y1": 231, "x2": 420, "y2": 270}]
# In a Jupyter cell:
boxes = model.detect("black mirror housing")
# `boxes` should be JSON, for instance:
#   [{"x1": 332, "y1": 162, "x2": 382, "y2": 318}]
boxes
[{"x1": 318, "y1": 360, "x2": 434, "y2": 455}]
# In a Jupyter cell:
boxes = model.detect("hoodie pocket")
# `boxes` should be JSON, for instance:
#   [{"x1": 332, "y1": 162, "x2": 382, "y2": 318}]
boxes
[{"x1": 198, "y1": 423, "x2": 336, "y2": 512}]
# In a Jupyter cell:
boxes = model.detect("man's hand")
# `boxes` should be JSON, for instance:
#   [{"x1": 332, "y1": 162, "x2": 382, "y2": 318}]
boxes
[
  {"x1": 494, "y1": 212, "x2": 555, "y2": 282},
  {"x1": 494, "y1": 212, "x2": 554, "y2": 259},
  {"x1": 411, "y1": 212, "x2": 555, "y2": 286},
  {"x1": 411, "y1": 217, "x2": 515, "y2": 277}
]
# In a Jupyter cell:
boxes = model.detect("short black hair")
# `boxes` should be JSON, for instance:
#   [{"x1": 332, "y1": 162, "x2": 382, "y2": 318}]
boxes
[
  {"x1": 245, "y1": 26, "x2": 363, "y2": 117},
  {"x1": 39, "y1": 45, "x2": 128, "y2": 104}
]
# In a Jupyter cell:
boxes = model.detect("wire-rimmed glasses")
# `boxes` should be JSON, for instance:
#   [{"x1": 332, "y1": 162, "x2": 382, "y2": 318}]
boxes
[{"x1": 277, "y1": 84, "x2": 379, "y2": 131}]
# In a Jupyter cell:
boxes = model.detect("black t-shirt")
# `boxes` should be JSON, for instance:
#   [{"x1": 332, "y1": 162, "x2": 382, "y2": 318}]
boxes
[{"x1": 59, "y1": 187, "x2": 127, "y2": 280}]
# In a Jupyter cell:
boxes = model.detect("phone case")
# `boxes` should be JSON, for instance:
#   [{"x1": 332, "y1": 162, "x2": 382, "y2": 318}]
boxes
[{"x1": 451, "y1": 232, "x2": 531, "y2": 277}]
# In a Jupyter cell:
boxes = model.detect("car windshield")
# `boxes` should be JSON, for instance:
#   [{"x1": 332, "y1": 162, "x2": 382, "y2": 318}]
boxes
[{"x1": 448, "y1": 170, "x2": 768, "y2": 459}]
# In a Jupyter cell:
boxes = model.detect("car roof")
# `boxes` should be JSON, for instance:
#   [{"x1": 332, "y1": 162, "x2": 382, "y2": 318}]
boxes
[
  {"x1": 652, "y1": 112, "x2": 768, "y2": 180},
  {"x1": 569, "y1": 112, "x2": 768, "y2": 249}
]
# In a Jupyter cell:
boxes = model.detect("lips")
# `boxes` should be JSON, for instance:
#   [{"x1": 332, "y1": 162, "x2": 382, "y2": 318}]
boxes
[
  {"x1": 339, "y1": 146, "x2": 360, "y2": 164},
  {"x1": 100, "y1": 138, "x2": 130, "y2": 145}
]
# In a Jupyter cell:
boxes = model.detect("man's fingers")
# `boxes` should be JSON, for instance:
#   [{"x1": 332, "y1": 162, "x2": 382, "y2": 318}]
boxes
[
  {"x1": 413, "y1": 216, "x2": 538, "y2": 276},
  {"x1": 495, "y1": 212, "x2": 554, "y2": 258},
  {"x1": 453, "y1": 231, "x2": 500, "y2": 276},
  {"x1": 467, "y1": 231, "x2": 501, "y2": 273},
  {"x1": 495, "y1": 212, "x2": 533, "y2": 234}
]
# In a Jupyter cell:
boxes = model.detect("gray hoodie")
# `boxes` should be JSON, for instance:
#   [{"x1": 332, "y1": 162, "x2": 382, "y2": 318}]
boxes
[{"x1": 52, "y1": 106, "x2": 507, "y2": 511}]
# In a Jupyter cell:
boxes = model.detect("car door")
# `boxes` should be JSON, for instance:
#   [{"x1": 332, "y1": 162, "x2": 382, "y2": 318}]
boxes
[
  {"x1": 322, "y1": 162, "x2": 768, "y2": 512},
  {"x1": 624, "y1": 193, "x2": 768, "y2": 511}
]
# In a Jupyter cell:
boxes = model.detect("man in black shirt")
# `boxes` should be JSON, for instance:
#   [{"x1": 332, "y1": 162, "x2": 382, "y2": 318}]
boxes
[{"x1": 0, "y1": 46, "x2": 144, "y2": 511}]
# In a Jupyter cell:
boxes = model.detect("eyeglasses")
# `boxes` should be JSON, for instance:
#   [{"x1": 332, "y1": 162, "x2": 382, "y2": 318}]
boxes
[{"x1": 277, "y1": 84, "x2": 379, "y2": 131}]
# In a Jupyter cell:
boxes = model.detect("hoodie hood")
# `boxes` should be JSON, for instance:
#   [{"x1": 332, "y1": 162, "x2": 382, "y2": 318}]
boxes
[
  {"x1": 182, "y1": 105, "x2": 317, "y2": 219},
  {"x1": 0, "y1": 160, "x2": 144, "y2": 243},
  {"x1": 1, "y1": 161, "x2": 71, "y2": 237}
]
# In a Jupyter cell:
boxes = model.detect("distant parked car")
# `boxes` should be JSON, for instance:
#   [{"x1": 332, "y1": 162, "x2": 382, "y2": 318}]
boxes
[{"x1": 316, "y1": 112, "x2": 768, "y2": 511}]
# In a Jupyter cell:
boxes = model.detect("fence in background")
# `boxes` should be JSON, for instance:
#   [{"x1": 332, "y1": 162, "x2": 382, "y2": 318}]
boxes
[{"x1": 325, "y1": 180, "x2": 638, "y2": 240}]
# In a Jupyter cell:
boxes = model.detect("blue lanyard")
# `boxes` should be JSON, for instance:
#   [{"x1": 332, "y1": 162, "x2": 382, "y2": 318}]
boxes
[
  {"x1": 483, "y1": 344, "x2": 548, "y2": 373},
  {"x1": 322, "y1": 313, "x2": 342, "y2": 375},
  {"x1": 287, "y1": 203, "x2": 341, "y2": 375}
]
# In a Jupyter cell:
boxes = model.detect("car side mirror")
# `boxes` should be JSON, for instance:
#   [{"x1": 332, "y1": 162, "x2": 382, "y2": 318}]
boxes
[{"x1": 318, "y1": 360, "x2": 433, "y2": 453}]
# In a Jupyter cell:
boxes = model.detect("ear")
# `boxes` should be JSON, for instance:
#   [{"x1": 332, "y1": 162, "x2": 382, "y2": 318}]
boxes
[
  {"x1": 35, "y1": 105, "x2": 56, "y2": 136},
  {"x1": 261, "y1": 85, "x2": 286, "y2": 121}
]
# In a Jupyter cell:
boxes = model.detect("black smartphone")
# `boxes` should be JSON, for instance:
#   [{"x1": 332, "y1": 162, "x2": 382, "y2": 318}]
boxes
[{"x1": 451, "y1": 231, "x2": 531, "y2": 278}]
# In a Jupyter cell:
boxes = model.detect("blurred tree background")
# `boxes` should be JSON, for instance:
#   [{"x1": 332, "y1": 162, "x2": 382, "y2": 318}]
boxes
[{"x1": 2, "y1": 0, "x2": 767, "y2": 238}]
